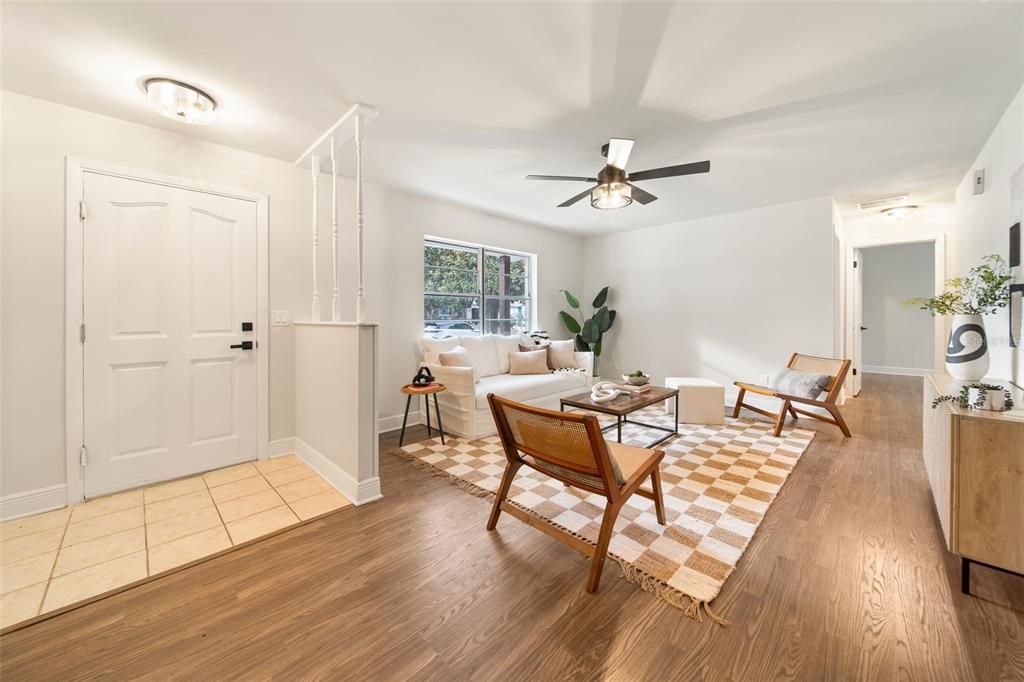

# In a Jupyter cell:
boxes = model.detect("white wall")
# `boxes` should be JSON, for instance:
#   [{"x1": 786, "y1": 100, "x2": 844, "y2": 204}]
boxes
[
  {"x1": 0, "y1": 91, "x2": 582, "y2": 500},
  {"x1": 953, "y1": 83, "x2": 1024, "y2": 386},
  {"x1": 582, "y1": 196, "x2": 836, "y2": 401},
  {"x1": 860, "y1": 242, "x2": 935, "y2": 373}
]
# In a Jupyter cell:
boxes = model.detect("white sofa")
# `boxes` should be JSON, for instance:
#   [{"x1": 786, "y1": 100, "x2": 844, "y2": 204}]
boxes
[{"x1": 418, "y1": 334, "x2": 594, "y2": 439}]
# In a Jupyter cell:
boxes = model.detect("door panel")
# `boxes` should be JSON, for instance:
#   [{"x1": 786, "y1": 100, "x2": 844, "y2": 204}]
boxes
[{"x1": 83, "y1": 172, "x2": 258, "y2": 497}]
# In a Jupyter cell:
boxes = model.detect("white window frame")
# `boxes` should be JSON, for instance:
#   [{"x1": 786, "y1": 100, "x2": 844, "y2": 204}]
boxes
[{"x1": 423, "y1": 236, "x2": 536, "y2": 335}]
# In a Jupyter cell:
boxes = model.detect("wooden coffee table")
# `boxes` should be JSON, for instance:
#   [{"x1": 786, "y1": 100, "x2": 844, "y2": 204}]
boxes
[{"x1": 560, "y1": 385, "x2": 679, "y2": 448}]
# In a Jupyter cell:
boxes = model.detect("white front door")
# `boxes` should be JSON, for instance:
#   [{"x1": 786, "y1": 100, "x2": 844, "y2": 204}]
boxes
[
  {"x1": 82, "y1": 172, "x2": 258, "y2": 497},
  {"x1": 851, "y1": 248, "x2": 864, "y2": 396}
]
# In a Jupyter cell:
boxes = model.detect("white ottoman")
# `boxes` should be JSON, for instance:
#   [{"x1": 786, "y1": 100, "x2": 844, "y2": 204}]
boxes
[{"x1": 665, "y1": 377, "x2": 725, "y2": 425}]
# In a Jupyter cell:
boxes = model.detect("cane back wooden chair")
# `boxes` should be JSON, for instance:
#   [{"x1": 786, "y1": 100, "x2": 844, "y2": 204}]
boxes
[
  {"x1": 733, "y1": 352, "x2": 852, "y2": 438},
  {"x1": 486, "y1": 394, "x2": 667, "y2": 593}
]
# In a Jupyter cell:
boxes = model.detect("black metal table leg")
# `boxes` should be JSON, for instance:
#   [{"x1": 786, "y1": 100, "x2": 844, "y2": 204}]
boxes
[
  {"x1": 617, "y1": 415, "x2": 622, "y2": 442},
  {"x1": 398, "y1": 394, "x2": 412, "y2": 447},
  {"x1": 962, "y1": 557, "x2": 970, "y2": 594},
  {"x1": 425, "y1": 395, "x2": 432, "y2": 437},
  {"x1": 434, "y1": 393, "x2": 445, "y2": 445},
  {"x1": 675, "y1": 393, "x2": 679, "y2": 436}
]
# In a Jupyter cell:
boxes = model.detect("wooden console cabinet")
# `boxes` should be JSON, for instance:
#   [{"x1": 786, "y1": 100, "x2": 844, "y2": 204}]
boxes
[{"x1": 922, "y1": 374, "x2": 1024, "y2": 592}]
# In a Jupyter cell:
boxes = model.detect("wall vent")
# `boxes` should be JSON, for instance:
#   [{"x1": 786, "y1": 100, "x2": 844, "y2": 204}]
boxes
[{"x1": 857, "y1": 195, "x2": 908, "y2": 211}]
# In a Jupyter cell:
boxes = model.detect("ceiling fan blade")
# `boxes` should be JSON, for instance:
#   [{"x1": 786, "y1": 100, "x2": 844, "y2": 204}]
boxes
[
  {"x1": 628, "y1": 160, "x2": 710, "y2": 182},
  {"x1": 606, "y1": 138, "x2": 635, "y2": 170},
  {"x1": 628, "y1": 184, "x2": 658, "y2": 205},
  {"x1": 526, "y1": 174, "x2": 598, "y2": 182},
  {"x1": 558, "y1": 186, "x2": 595, "y2": 208}
]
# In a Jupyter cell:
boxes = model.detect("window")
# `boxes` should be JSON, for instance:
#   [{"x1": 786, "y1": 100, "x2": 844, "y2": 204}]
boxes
[{"x1": 424, "y1": 239, "x2": 532, "y2": 335}]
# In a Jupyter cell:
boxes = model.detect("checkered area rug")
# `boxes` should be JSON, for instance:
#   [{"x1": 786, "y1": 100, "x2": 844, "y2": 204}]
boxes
[{"x1": 394, "y1": 407, "x2": 815, "y2": 623}]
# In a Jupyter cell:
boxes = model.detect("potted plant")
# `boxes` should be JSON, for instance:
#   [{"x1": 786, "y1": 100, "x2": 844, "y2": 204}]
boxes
[
  {"x1": 931, "y1": 382, "x2": 1015, "y2": 412},
  {"x1": 907, "y1": 255, "x2": 1011, "y2": 380},
  {"x1": 559, "y1": 287, "x2": 616, "y2": 376}
]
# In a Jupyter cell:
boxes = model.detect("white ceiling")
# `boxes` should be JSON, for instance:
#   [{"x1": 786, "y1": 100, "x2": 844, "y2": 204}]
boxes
[{"x1": 3, "y1": 2, "x2": 1023, "y2": 235}]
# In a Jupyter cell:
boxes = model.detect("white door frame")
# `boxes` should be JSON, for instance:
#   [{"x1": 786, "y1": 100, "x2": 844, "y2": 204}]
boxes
[
  {"x1": 65, "y1": 157, "x2": 270, "y2": 504},
  {"x1": 842, "y1": 232, "x2": 946, "y2": 389}
]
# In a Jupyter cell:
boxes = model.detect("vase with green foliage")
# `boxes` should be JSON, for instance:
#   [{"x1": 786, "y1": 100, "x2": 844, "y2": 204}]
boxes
[
  {"x1": 906, "y1": 254, "x2": 1011, "y2": 380},
  {"x1": 559, "y1": 287, "x2": 616, "y2": 375}
]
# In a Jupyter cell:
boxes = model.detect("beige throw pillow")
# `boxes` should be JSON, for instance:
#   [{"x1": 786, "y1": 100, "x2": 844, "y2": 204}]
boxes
[
  {"x1": 508, "y1": 349, "x2": 550, "y2": 375},
  {"x1": 438, "y1": 346, "x2": 479, "y2": 383},
  {"x1": 547, "y1": 339, "x2": 577, "y2": 369}
]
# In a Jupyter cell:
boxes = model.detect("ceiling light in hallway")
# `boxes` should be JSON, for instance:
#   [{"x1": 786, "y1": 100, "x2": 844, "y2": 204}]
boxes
[
  {"x1": 882, "y1": 205, "x2": 918, "y2": 221},
  {"x1": 144, "y1": 78, "x2": 217, "y2": 124}
]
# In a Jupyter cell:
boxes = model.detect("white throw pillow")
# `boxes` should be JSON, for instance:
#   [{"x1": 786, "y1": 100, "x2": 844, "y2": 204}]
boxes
[
  {"x1": 419, "y1": 335, "x2": 460, "y2": 365},
  {"x1": 547, "y1": 339, "x2": 577, "y2": 369},
  {"x1": 438, "y1": 346, "x2": 479, "y2": 383},
  {"x1": 459, "y1": 335, "x2": 501, "y2": 377},
  {"x1": 491, "y1": 334, "x2": 521, "y2": 374}
]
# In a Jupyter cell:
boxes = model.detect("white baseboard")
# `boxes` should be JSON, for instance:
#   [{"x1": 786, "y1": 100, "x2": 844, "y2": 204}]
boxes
[
  {"x1": 378, "y1": 411, "x2": 421, "y2": 434},
  {"x1": 863, "y1": 365, "x2": 932, "y2": 377},
  {"x1": 0, "y1": 484, "x2": 68, "y2": 522},
  {"x1": 268, "y1": 437, "x2": 296, "y2": 457},
  {"x1": 293, "y1": 437, "x2": 382, "y2": 506}
]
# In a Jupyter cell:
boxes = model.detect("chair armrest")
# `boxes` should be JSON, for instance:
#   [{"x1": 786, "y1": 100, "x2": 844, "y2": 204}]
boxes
[{"x1": 734, "y1": 381, "x2": 778, "y2": 397}]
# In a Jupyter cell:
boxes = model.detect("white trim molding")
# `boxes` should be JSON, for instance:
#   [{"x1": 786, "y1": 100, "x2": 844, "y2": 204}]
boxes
[
  {"x1": 64, "y1": 157, "x2": 271, "y2": 505},
  {"x1": 268, "y1": 437, "x2": 297, "y2": 458},
  {"x1": 1, "y1": 485, "x2": 68, "y2": 522},
  {"x1": 863, "y1": 365, "x2": 932, "y2": 377},
  {"x1": 294, "y1": 437, "x2": 382, "y2": 506}
]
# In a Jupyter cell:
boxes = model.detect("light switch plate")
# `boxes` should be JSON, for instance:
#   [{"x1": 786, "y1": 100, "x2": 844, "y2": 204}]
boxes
[
  {"x1": 973, "y1": 169, "x2": 985, "y2": 195},
  {"x1": 271, "y1": 310, "x2": 291, "y2": 326}
]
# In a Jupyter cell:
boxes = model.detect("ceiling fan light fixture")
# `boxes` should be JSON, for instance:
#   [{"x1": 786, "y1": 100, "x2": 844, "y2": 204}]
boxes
[
  {"x1": 144, "y1": 78, "x2": 217, "y2": 125},
  {"x1": 591, "y1": 182, "x2": 632, "y2": 210}
]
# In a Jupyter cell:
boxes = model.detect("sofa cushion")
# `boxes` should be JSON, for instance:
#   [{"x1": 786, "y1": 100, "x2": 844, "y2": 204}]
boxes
[
  {"x1": 459, "y1": 335, "x2": 501, "y2": 378},
  {"x1": 491, "y1": 334, "x2": 521, "y2": 374},
  {"x1": 420, "y1": 335, "x2": 460, "y2": 365},
  {"x1": 475, "y1": 371, "x2": 586, "y2": 409}
]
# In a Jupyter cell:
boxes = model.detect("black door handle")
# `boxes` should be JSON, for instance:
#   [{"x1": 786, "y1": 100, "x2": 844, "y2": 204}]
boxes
[
  {"x1": 230, "y1": 341, "x2": 255, "y2": 350},
  {"x1": 860, "y1": 326, "x2": 868, "y2": 331}
]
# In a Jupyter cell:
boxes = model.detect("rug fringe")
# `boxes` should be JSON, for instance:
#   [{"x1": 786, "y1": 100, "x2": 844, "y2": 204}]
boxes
[
  {"x1": 611, "y1": 556, "x2": 731, "y2": 627},
  {"x1": 392, "y1": 443, "x2": 730, "y2": 627}
]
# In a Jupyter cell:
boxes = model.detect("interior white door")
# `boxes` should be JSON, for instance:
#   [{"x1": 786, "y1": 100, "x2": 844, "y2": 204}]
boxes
[
  {"x1": 82, "y1": 172, "x2": 258, "y2": 497},
  {"x1": 851, "y1": 248, "x2": 864, "y2": 396}
]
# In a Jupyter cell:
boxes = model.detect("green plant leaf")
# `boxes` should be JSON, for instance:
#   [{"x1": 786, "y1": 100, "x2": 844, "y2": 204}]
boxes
[
  {"x1": 594, "y1": 306, "x2": 610, "y2": 332},
  {"x1": 562, "y1": 290, "x2": 580, "y2": 309},
  {"x1": 593, "y1": 339, "x2": 603, "y2": 357},
  {"x1": 592, "y1": 286, "x2": 609, "y2": 309},
  {"x1": 603, "y1": 309, "x2": 616, "y2": 332},
  {"x1": 582, "y1": 318, "x2": 600, "y2": 344},
  {"x1": 559, "y1": 311, "x2": 581, "y2": 334},
  {"x1": 574, "y1": 334, "x2": 590, "y2": 352}
]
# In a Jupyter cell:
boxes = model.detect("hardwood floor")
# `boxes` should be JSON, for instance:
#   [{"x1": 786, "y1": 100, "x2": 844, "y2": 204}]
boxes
[{"x1": 1, "y1": 374, "x2": 1022, "y2": 680}]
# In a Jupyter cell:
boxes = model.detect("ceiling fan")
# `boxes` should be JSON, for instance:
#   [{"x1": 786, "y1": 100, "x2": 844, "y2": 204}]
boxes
[{"x1": 526, "y1": 138, "x2": 710, "y2": 209}]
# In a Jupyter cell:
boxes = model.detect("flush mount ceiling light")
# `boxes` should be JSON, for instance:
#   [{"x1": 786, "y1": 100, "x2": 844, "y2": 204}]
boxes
[
  {"x1": 881, "y1": 205, "x2": 918, "y2": 221},
  {"x1": 144, "y1": 78, "x2": 217, "y2": 125}
]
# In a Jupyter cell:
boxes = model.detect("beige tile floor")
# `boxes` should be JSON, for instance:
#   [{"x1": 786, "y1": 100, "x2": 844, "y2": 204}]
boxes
[{"x1": 0, "y1": 455, "x2": 350, "y2": 630}]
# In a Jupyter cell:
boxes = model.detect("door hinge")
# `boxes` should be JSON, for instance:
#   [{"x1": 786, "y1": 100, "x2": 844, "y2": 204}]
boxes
[
  {"x1": 853, "y1": 368, "x2": 858, "y2": 376},
  {"x1": 80, "y1": 445, "x2": 88, "y2": 467},
  {"x1": 79, "y1": 200, "x2": 87, "y2": 221},
  {"x1": 80, "y1": 323, "x2": 86, "y2": 343},
  {"x1": 853, "y1": 260, "x2": 858, "y2": 268}
]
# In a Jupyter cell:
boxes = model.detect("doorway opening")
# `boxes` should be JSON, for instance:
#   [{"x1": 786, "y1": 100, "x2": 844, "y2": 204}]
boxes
[{"x1": 844, "y1": 235, "x2": 945, "y2": 397}]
